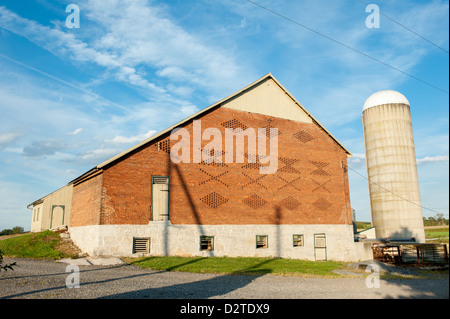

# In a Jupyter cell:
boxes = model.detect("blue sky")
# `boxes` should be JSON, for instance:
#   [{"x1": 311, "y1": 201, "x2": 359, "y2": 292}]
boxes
[{"x1": 0, "y1": 0, "x2": 448, "y2": 230}]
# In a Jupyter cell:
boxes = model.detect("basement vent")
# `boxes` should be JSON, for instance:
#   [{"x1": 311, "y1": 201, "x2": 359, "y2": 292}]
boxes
[
  {"x1": 256, "y1": 235, "x2": 268, "y2": 249},
  {"x1": 293, "y1": 234, "x2": 304, "y2": 247},
  {"x1": 200, "y1": 236, "x2": 214, "y2": 251},
  {"x1": 132, "y1": 237, "x2": 150, "y2": 254}
]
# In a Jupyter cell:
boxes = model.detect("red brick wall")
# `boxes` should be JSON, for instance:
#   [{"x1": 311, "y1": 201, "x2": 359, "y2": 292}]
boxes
[
  {"x1": 71, "y1": 173, "x2": 102, "y2": 226},
  {"x1": 94, "y1": 107, "x2": 352, "y2": 226}
]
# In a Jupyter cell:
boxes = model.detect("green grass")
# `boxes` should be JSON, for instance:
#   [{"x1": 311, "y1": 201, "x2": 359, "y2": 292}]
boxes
[
  {"x1": 425, "y1": 227, "x2": 449, "y2": 244},
  {"x1": 0, "y1": 230, "x2": 75, "y2": 259},
  {"x1": 125, "y1": 256, "x2": 346, "y2": 277}
]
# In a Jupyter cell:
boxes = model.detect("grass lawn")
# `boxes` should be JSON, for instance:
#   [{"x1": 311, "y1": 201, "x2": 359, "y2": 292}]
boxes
[
  {"x1": 425, "y1": 227, "x2": 449, "y2": 244},
  {"x1": 124, "y1": 256, "x2": 346, "y2": 277},
  {"x1": 0, "y1": 230, "x2": 78, "y2": 259}
]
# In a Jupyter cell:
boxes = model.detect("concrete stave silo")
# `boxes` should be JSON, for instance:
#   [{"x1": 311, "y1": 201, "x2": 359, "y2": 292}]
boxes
[{"x1": 362, "y1": 90, "x2": 426, "y2": 243}]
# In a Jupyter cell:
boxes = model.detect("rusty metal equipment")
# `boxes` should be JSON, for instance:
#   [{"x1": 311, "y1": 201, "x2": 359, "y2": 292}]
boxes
[{"x1": 372, "y1": 243, "x2": 448, "y2": 265}]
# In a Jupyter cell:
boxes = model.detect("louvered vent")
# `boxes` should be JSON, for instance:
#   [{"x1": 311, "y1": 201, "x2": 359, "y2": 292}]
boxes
[
  {"x1": 133, "y1": 237, "x2": 150, "y2": 254},
  {"x1": 153, "y1": 176, "x2": 169, "y2": 184}
]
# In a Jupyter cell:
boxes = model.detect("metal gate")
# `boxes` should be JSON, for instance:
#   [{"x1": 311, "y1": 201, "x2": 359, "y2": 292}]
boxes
[{"x1": 314, "y1": 233, "x2": 327, "y2": 261}]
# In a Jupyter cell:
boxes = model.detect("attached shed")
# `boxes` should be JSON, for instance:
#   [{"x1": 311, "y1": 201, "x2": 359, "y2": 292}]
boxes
[{"x1": 27, "y1": 184, "x2": 73, "y2": 232}]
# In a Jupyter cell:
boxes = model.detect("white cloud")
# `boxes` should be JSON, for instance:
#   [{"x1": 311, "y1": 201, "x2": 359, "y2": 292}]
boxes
[
  {"x1": 22, "y1": 138, "x2": 69, "y2": 158},
  {"x1": 0, "y1": 132, "x2": 22, "y2": 148},
  {"x1": 69, "y1": 128, "x2": 83, "y2": 135},
  {"x1": 78, "y1": 148, "x2": 122, "y2": 161},
  {"x1": 82, "y1": 0, "x2": 249, "y2": 94},
  {"x1": 417, "y1": 155, "x2": 449, "y2": 165},
  {"x1": 108, "y1": 129, "x2": 157, "y2": 145},
  {"x1": 348, "y1": 153, "x2": 449, "y2": 166}
]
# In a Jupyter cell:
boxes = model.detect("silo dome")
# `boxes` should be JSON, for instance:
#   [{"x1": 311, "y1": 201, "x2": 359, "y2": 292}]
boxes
[{"x1": 363, "y1": 90, "x2": 410, "y2": 111}]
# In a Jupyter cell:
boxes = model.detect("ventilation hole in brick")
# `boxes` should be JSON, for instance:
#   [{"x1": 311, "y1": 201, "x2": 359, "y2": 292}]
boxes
[
  {"x1": 261, "y1": 124, "x2": 281, "y2": 138},
  {"x1": 242, "y1": 194, "x2": 267, "y2": 209},
  {"x1": 242, "y1": 162, "x2": 259, "y2": 170},
  {"x1": 277, "y1": 175, "x2": 302, "y2": 191},
  {"x1": 221, "y1": 119, "x2": 248, "y2": 131},
  {"x1": 156, "y1": 139, "x2": 171, "y2": 154},
  {"x1": 310, "y1": 161, "x2": 330, "y2": 176},
  {"x1": 198, "y1": 169, "x2": 229, "y2": 187},
  {"x1": 278, "y1": 157, "x2": 301, "y2": 174},
  {"x1": 279, "y1": 196, "x2": 301, "y2": 210},
  {"x1": 199, "y1": 149, "x2": 228, "y2": 167},
  {"x1": 241, "y1": 172, "x2": 268, "y2": 190},
  {"x1": 313, "y1": 198, "x2": 332, "y2": 210},
  {"x1": 200, "y1": 192, "x2": 228, "y2": 208},
  {"x1": 293, "y1": 130, "x2": 315, "y2": 143},
  {"x1": 311, "y1": 178, "x2": 331, "y2": 193},
  {"x1": 241, "y1": 153, "x2": 265, "y2": 170}
]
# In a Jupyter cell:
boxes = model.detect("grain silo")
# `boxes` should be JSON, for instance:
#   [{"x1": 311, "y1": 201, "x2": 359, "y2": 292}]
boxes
[{"x1": 362, "y1": 90, "x2": 426, "y2": 243}]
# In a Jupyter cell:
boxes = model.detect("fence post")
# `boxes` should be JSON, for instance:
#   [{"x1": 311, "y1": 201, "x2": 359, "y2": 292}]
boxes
[
  {"x1": 416, "y1": 246, "x2": 421, "y2": 265},
  {"x1": 443, "y1": 244, "x2": 448, "y2": 263}
]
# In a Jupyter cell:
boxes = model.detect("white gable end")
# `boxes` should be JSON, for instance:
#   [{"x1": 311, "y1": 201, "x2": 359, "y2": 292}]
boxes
[{"x1": 221, "y1": 77, "x2": 312, "y2": 123}]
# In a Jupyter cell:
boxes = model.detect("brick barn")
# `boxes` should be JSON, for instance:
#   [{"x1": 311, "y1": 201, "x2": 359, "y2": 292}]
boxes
[{"x1": 29, "y1": 74, "x2": 369, "y2": 261}]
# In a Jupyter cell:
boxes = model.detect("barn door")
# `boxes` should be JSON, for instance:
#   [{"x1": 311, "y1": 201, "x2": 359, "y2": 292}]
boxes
[
  {"x1": 314, "y1": 233, "x2": 327, "y2": 261},
  {"x1": 50, "y1": 205, "x2": 65, "y2": 229},
  {"x1": 152, "y1": 176, "x2": 169, "y2": 221}
]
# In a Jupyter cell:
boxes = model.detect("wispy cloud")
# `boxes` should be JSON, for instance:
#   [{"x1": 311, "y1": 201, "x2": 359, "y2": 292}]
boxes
[
  {"x1": 22, "y1": 138, "x2": 70, "y2": 158},
  {"x1": 417, "y1": 155, "x2": 449, "y2": 165},
  {"x1": 69, "y1": 128, "x2": 83, "y2": 135},
  {"x1": 0, "y1": 132, "x2": 22, "y2": 148},
  {"x1": 0, "y1": 0, "x2": 250, "y2": 103},
  {"x1": 108, "y1": 129, "x2": 157, "y2": 145},
  {"x1": 78, "y1": 148, "x2": 123, "y2": 161}
]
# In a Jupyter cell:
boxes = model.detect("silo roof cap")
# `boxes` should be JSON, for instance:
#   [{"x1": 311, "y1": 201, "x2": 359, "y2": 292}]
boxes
[{"x1": 363, "y1": 90, "x2": 410, "y2": 112}]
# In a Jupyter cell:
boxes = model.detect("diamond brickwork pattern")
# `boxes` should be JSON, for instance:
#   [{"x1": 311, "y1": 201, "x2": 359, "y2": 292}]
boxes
[
  {"x1": 293, "y1": 130, "x2": 315, "y2": 143},
  {"x1": 200, "y1": 192, "x2": 229, "y2": 208},
  {"x1": 242, "y1": 194, "x2": 267, "y2": 209}
]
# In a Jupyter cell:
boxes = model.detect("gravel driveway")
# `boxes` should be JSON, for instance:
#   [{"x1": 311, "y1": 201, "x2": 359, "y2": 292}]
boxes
[{"x1": 0, "y1": 258, "x2": 448, "y2": 300}]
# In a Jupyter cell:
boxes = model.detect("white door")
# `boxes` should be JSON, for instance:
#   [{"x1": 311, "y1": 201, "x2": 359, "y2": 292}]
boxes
[
  {"x1": 152, "y1": 177, "x2": 169, "y2": 221},
  {"x1": 314, "y1": 233, "x2": 327, "y2": 261},
  {"x1": 51, "y1": 206, "x2": 65, "y2": 228}
]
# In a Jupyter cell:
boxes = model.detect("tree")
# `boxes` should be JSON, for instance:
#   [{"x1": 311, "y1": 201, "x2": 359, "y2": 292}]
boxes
[{"x1": 12, "y1": 226, "x2": 24, "y2": 234}]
